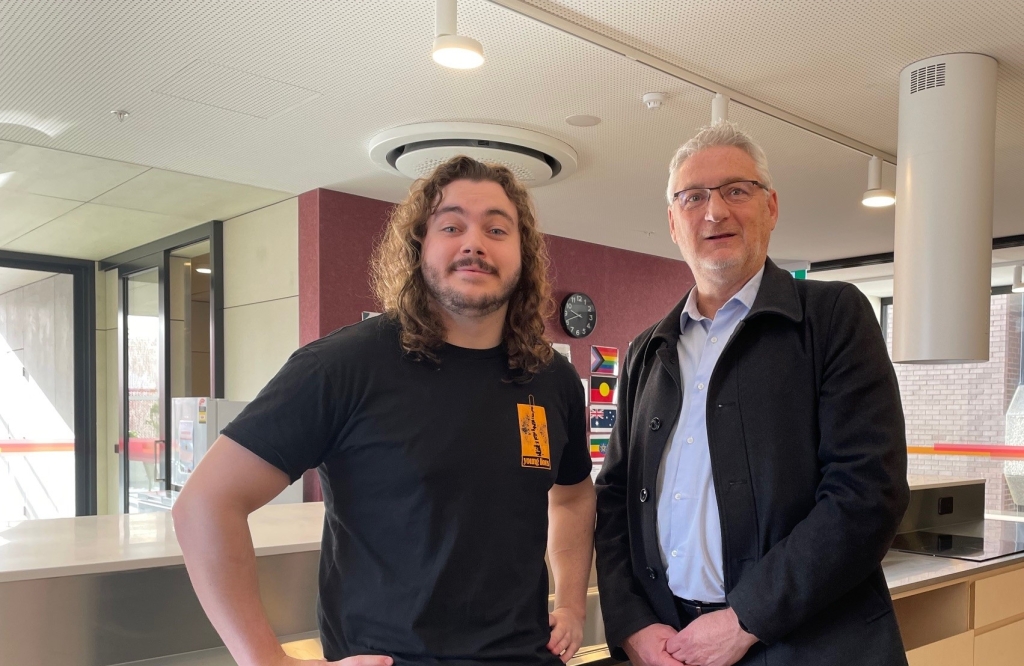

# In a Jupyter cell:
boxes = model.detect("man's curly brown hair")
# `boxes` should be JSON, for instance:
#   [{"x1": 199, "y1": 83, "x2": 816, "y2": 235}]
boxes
[{"x1": 371, "y1": 155, "x2": 554, "y2": 380}]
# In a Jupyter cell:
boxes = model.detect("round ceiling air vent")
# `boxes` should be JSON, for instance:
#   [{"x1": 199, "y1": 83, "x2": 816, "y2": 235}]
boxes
[{"x1": 368, "y1": 122, "x2": 578, "y2": 187}]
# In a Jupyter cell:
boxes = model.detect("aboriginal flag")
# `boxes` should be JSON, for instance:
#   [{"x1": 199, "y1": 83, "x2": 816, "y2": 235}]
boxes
[{"x1": 590, "y1": 376, "x2": 617, "y2": 404}]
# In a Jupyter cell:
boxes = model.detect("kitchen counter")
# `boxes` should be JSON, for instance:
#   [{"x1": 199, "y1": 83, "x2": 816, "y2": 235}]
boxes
[
  {"x1": 0, "y1": 501, "x2": 324, "y2": 584},
  {"x1": 906, "y1": 474, "x2": 986, "y2": 491},
  {"x1": 4, "y1": 499, "x2": 1024, "y2": 665}
]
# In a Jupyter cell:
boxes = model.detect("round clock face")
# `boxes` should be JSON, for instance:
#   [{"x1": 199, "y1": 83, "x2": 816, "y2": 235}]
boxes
[{"x1": 561, "y1": 293, "x2": 596, "y2": 338}]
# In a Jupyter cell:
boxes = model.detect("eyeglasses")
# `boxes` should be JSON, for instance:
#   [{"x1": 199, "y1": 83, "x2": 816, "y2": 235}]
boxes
[{"x1": 672, "y1": 180, "x2": 769, "y2": 211}]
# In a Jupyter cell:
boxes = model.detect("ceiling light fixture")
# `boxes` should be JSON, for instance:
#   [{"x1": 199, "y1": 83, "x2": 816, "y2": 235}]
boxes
[
  {"x1": 196, "y1": 266, "x2": 211, "y2": 274},
  {"x1": 711, "y1": 93, "x2": 729, "y2": 124},
  {"x1": 862, "y1": 155, "x2": 895, "y2": 207},
  {"x1": 432, "y1": 0, "x2": 483, "y2": 69},
  {"x1": 1014, "y1": 265, "x2": 1024, "y2": 294}
]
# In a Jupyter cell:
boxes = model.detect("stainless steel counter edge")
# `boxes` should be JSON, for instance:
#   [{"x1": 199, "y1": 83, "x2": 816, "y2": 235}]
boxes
[{"x1": 883, "y1": 545, "x2": 1024, "y2": 596}]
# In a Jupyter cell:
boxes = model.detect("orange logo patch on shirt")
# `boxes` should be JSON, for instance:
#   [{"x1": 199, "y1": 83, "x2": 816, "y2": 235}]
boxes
[{"x1": 518, "y1": 396, "x2": 551, "y2": 469}]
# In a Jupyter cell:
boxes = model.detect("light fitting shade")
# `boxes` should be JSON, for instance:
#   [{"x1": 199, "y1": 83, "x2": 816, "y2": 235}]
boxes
[
  {"x1": 1014, "y1": 265, "x2": 1024, "y2": 293},
  {"x1": 862, "y1": 189, "x2": 896, "y2": 207},
  {"x1": 862, "y1": 156, "x2": 895, "y2": 207},
  {"x1": 432, "y1": 34, "x2": 483, "y2": 69}
]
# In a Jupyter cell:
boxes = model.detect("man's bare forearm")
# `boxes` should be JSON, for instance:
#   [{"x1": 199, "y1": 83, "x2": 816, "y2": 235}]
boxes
[
  {"x1": 173, "y1": 495, "x2": 286, "y2": 666},
  {"x1": 547, "y1": 479, "x2": 597, "y2": 614}
]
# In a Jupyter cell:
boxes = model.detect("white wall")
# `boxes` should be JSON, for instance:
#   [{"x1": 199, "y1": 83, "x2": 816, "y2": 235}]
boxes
[{"x1": 222, "y1": 198, "x2": 299, "y2": 401}]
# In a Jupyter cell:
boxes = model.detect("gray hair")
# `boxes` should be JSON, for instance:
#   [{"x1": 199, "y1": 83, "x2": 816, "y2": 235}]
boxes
[{"x1": 665, "y1": 121, "x2": 773, "y2": 204}]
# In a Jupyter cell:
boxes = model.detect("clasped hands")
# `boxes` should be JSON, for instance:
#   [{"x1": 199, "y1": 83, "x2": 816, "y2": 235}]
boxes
[{"x1": 623, "y1": 608, "x2": 758, "y2": 666}]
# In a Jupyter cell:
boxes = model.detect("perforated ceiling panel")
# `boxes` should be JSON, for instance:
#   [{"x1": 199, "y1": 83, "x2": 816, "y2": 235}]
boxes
[{"x1": 0, "y1": 0, "x2": 1020, "y2": 261}]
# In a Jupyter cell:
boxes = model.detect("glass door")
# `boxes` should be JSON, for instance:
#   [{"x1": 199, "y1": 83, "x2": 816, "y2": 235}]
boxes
[{"x1": 121, "y1": 266, "x2": 168, "y2": 512}]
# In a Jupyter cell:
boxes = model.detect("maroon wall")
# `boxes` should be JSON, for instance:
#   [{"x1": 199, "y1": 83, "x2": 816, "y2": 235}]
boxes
[
  {"x1": 544, "y1": 235, "x2": 694, "y2": 384},
  {"x1": 298, "y1": 188, "x2": 393, "y2": 345},
  {"x1": 298, "y1": 188, "x2": 695, "y2": 499}
]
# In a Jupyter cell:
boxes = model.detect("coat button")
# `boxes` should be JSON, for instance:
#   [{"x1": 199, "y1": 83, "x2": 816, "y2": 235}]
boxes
[
  {"x1": 646, "y1": 567, "x2": 657, "y2": 580},
  {"x1": 640, "y1": 488, "x2": 648, "y2": 502},
  {"x1": 650, "y1": 417, "x2": 661, "y2": 431}
]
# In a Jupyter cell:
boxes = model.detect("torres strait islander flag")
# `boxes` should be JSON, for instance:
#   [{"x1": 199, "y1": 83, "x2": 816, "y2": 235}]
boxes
[{"x1": 590, "y1": 376, "x2": 617, "y2": 404}]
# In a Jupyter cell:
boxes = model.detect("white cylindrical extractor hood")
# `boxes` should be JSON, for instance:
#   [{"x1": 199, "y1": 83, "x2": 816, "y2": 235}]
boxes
[{"x1": 892, "y1": 53, "x2": 998, "y2": 363}]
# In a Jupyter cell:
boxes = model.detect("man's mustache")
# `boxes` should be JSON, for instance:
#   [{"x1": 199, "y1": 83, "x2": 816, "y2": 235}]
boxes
[{"x1": 447, "y1": 258, "x2": 497, "y2": 274}]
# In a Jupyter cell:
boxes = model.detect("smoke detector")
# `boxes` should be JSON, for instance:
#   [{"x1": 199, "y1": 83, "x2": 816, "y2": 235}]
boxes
[
  {"x1": 643, "y1": 92, "x2": 666, "y2": 109},
  {"x1": 368, "y1": 122, "x2": 578, "y2": 187}
]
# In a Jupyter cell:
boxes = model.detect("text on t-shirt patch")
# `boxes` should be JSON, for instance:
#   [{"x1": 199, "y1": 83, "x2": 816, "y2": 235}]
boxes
[{"x1": 518, "y1": 396, "x2": 551, "y2": 469}]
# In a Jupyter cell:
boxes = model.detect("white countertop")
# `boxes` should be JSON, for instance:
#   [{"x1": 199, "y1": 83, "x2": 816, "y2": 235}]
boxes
[
  {"x1": 906, "y1": 475, "x2": 986, "y2": 491},
  {"x1": 3, "y1": 491, "x2": 1021, "y2": 597},
  {"x1": 0, "y1": 502, "x2": 325, "y2": 584}
]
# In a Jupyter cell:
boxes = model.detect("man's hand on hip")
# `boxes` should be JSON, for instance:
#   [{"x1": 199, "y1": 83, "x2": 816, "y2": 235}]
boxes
[
  {"x1": 664, "y1": 608, "x2": 758, "y2": 666},
  {"x1": 622, "y1": 623, "x2": 683, "y2": 666},
  {"x1": 548, "y1": 606, "x2": 585, "y2": 663}
]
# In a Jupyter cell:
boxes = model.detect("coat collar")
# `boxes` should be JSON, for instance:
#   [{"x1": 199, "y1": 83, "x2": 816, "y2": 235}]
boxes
[{"x1": 650, "y1": 257, "x2": 803, "y2": 348}]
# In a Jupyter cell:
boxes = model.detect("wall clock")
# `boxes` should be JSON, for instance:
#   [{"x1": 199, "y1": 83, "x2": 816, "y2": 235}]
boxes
[{"x1": 561, "y1": 292, "x2": 596, "y2": 338}]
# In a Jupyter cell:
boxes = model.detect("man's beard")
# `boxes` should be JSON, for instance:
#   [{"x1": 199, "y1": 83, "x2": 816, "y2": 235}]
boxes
[{"x1": 422, "y1": 257, "x2": 521, "y2": 317}]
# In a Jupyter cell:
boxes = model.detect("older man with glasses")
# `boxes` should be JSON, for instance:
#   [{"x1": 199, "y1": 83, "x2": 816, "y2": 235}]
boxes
[{"x1": 594, "y1": 121, "x2": 910, "y2": 666}]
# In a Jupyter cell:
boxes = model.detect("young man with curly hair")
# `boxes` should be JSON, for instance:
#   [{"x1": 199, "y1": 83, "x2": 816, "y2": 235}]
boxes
[{"x1": 173, "y1": 156, "x2": 596, "y2": 666}]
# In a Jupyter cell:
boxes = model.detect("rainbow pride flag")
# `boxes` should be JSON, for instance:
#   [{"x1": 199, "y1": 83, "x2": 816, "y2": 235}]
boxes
[{"x1": 590, "y1": 346, "x2": 619, "y2": 375}]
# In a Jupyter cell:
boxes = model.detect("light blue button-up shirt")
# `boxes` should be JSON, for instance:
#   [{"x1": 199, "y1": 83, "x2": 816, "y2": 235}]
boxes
[{"x1": 655, "y1": 266, "x2": 764, "y2": 603}]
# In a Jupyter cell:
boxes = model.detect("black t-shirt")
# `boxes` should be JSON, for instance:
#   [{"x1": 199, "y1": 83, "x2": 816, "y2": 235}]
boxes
[{"x1": 222, "y1": 315, "x2": 590, "y2": 665}]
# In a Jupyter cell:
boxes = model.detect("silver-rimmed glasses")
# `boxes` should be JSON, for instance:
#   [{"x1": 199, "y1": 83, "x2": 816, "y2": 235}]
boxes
[{"x1": 672, "y1": 180, "x2": 769, "y2": 211}]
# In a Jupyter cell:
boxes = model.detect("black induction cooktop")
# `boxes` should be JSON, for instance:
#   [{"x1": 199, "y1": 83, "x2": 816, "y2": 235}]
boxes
[{"x1": 891, "y1": 519, "x2": 1024, "y2": 562}]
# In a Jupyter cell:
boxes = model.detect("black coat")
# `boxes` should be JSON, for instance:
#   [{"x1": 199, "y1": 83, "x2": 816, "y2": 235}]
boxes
[{"x1": 594, "y1": 259, "x2": 911, "y2": 666}]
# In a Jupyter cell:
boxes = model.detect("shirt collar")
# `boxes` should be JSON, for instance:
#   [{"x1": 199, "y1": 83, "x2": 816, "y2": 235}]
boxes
[{"x1": 680, "y1": 264, "x2": 766, "y2": 326}]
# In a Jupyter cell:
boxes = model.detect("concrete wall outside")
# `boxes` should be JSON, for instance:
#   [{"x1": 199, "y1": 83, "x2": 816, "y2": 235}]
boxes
[{"x1": 0, "y1": 272, "x2": 77, "y2": 518}]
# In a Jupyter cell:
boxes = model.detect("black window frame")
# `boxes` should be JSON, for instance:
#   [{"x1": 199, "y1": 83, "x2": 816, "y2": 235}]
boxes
[{"x1": 101, "y1": 222, "x2": 225, "y2": 509}]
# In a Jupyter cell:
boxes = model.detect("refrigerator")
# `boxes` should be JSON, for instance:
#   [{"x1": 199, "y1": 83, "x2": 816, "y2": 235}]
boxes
[{"x1": 171, "y1": 397, "x2": 303, "y2": 504}]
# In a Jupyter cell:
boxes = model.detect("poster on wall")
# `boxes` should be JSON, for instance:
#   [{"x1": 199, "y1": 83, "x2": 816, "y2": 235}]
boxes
[
  {"x1": 553, "y1": 342, "x2": 572, "y2": 362},
  {"x1": 589, "y1": 406, "x2": 617, "y2": 433},
  {"x1": 590, "y1": 376, "x2": 617, "y2": 404},
  {"x1": 590, "y1": 346, "x2": 619, "y2": 376},
  {"x1": 361, "y1": 311, "x2": 381, "y2": 321},
  {"x1": 581, "y1": 379, "x2": 588, "y2": 405},
  {"x1": 590, "y1": 434, "x2": 610, "y2": 461}
]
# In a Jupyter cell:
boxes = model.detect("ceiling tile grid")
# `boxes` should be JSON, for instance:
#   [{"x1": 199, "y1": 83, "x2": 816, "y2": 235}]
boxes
[
  {"x1": 521, "y1": 0, "x2": 1024, "y2": 152},
  {"x1": 1, "y1": 0, "x2": 1021, "y2": 263}
]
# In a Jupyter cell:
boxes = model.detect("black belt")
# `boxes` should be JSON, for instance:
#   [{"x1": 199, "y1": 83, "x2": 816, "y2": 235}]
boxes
[{"x1": 673, "y1": 596, "x2": 729, "y2": 623}]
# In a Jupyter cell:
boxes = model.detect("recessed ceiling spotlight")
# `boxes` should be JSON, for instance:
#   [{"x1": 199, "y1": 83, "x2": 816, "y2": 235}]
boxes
[
  {"x1": 565, "y1": 114, "x2": 601, "y2": 127},
  {"x1": 862, "y1": 156, "x2": 895, "y2": 207},
  {"x1": 111, "y1": 110, "x2": 130, "y2": 122},
  {"x1": 642, "y1": 92, "x2": 666, "y2": 109},
  {"x1": 432, "y1": 0, "x2": 483, "y2": 69}
]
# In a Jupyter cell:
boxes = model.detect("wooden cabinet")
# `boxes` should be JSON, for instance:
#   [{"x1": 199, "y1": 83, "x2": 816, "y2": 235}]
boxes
[
  {"x1": 893, "y1": 581, "x2": 971, "y2": 662},
  {"x1": 906, "y1": 631, "x2": 974, "y2": 666},
  {"x1": 974, "y1": 566, "x2": 1024, "y2": 628},
  {"x1": 974, "y1": 618, "x2": 1024, "y2": 666}
]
